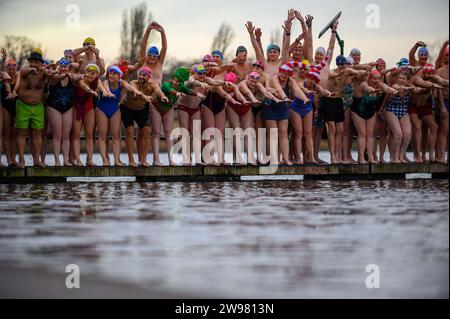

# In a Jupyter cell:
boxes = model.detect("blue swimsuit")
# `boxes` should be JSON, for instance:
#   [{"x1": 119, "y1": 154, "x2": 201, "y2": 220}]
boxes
[
  {"x1": 261, "y1": 80, "x2": 290, "y2": 121},
  {"x1": 290, "y1": 83, "x2": 314, "y2": 118},
  {"x1": 386, "y1": 91, "x2": 411, "y2": 119},
  {"x1": 97, "y1": 80, "x2": 122, "y2": 119}
]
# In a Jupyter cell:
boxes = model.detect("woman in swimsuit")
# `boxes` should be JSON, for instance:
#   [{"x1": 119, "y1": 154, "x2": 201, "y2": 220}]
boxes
[
  {"x1": 381, "y1": 71, "x2": 422, "y2": 163},
  {"x1": 46, "y1": 58, "x2": 77, "y2": 166},
  {"x1": 2, "y1": 59, "x2": 18, "y2": 166},
  {"x1": 96, "y1": 65, "x2": 150, "y2": 166},
  {"x1": 351, "y1": 70, "x2": 397, "y2": 164},
  {"x1": 71, "y1": 64, "x2": 111, "y2": 166},
  {"x1": 267, "y1": 64, "x2": 310, "y2": 165},
  {"x1": 289, "y1": 64, "x2": 333, "y2": 164}
]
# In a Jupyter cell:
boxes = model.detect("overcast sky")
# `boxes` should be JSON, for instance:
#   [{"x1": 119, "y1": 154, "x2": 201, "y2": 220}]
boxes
[{"x1": 0, "y1": 0, "x2": 448, "y2": 67}]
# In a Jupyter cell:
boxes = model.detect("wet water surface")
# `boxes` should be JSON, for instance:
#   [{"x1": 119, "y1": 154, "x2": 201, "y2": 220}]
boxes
[{"x1": 0, "y1": 179, "x2": 448, "y2": 298}]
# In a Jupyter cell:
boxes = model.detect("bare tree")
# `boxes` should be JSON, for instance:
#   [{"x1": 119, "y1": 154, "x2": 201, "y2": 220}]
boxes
[
  {"x1": 211, "y1": 23, "x2": 235, "y2": 60},
  {"x1": 426, "y1": 37, "x2": 448, "y2": 64},
  {"x1": 120, "y1": 2, "x2": 152, "y2": 62},
  {"x1": 1, "y1": 35, "x2": 42, "y2": 67}
]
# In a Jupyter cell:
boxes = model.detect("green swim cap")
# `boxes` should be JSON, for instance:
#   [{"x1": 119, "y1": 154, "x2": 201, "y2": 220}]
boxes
[{"x1": 173, "y1": 67, "x2": 190, "y2": 82}]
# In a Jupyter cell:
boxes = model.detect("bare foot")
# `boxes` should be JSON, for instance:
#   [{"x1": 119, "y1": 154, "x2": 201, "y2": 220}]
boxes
[
  {"x1": 380, "y1": 159, "x2": 387, "y2": 164},
  {"x1": 153, "y1": 160, "x2": 163, "y2": 167},
  {"x1": 294, "y1": 160, "x2": 304, "y2": 165},
  {"x1": 17, "y1": 161, "x2": 26, "y2": 168},
  {"x1": 305, "y1": 159, "x2": 318, "y2": 164},
  {"x1": 358, "y1": 160, "x2": 368, "y2": 164},
  {"x1": 34, "y1": 161, "x2": 47, "y2": 168},
  {"x1": 341, "y1": 160, "x2": 352, "y2": 164},
  {"x1": 86, "y1": 160, "x2": 97, "y2": 167},
  {"x1": 129, "y1": 161, "x2": 138, "y2": 168},
  {"x1": 114, "y1": 161, "x2": 126, "y2": 167},
  {"x1": 8, "y1": 161, "x2": 18, "y2": 167},
  {"x1": 413, "y1": 157, "x2": 423, "y2": 163},
  {"x1": 316, "y1": 158, "x2": 328, "y2": 164},
  {"x1": 436, "y1": 157, "x2": 447, "y2": 164},
  {"x1": 140, "y1": 161, "x2": 151, "y2": 167},
  {"x1": 64, "y1": 161, "x2": 73, "y2": 167},
  {"x1": 400, "y1": 159, "x2": 409, "y2": 164},
  {"x1": 55, "y1": 161, "x2": 62, "y2": 167},
  {"x1": 390, "y1": 160, "x2": 401, "y2": 164},
  {"x1": 368, "y1": 159, "x2": 379, "y2": 164},
  {"x1": 102, "y1": 160, "x2": 110, "y2": 167}
]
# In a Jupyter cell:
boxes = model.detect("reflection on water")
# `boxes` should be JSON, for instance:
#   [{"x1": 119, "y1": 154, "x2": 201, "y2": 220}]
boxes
[{"x1": 0, "y1": 180, "x2": 448, "y2": 298}]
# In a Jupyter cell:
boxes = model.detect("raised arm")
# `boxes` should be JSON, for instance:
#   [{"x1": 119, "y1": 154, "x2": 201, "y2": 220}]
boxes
[
  {"x1": 281, "y1": 9, "x2": 295, "y2": 64},
  {"x1": 327, "y1": 20, "x2": 339, "y2": 64},
  {"x1": 153, "y1": 22, "x2": 168, "y2": 64},
  {"x1": 139, "y1": 23, "x2": 154, "y2": 61},
  {"x1": 246, "y1": 21, "x2": 265, "y2": 61},
  {"x1": 304, "y1": 14, "x2": 314, "y2": 62},
  {"x1": 409, "y1": 41, "x2": 425, "y2": 67},
  {"x1": 435, "y1": 40, "x2": 449, "y2": 69},
  {"x1": 254, "y1": 28, "x2": 265, "y2": 59}
]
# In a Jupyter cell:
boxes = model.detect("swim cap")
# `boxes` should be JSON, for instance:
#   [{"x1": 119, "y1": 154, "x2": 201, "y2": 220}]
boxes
[
  {"x1": 173, "y1": 67, "x2": 190, "y2": 82},
  {"x1": 202, "y1": 55, "x2": 214, "y2": 63},
  {"x1": 147, "y1": 46, "x2": 160, "y2": 56},
  {"x1": 376, "y1": 58, "x2": 386, "y2": 66},
  {"x1": 369, "y1": 69, "x2": 381, "y2": 78},
  {"x1": 211, "y1": 50, "x2": 224, "y2": 61},
  {"x1": 194, "y1": 64, "x2": 207, "y2": 74},
  {"x1": 6, "y1": 59, "x2": 17, "y2": 66},
  {"x1": 423, "y1": 63, "x2": 435, "y2": 74},
  {"x1": 278, "y1": 64, "x2": 293, "y2": 76},
  {"x1": 446, "y1": 46, "x2": 449, "y2": 56},
  {"x1": 336, "y1": 55, "x2": 347, "y2": 66},
  {"x1": 224, "y1": 72, "x2": 238, "y2": 84},
  {"x1": 108, "y1": 65, "x2": 123, "y2": 78},
  {"x1": 350, "y1": 48, "x2": 361, "y2": 56},
  {"x1": 248, "y1": 71, "x2": 260, "y2": 80},
  {"x1": 396, "y1": 58, "x2": 410, "y2": 67},
  {"x1": 418, "y1": 47, "x2": 429, "y2": 56},
  {"x1": 138, "y1": 66, "x2": 152, "y2": 78},
  {"x1": 43, "y1": 59, "x2": 50, "y2": 66},
  {"x1": 58, "y1": 58, "x2": 71, "y2": 66},
  {"x1": 315, "y1": 47, "x2": 326, "y2": 55},
  {"x1": 300, "y1": 59, "x2": 311, "y2": 70},
  {"x1": 308, "y1": 67, "x2": 321, "y2": 83},
  {"x1": 64, "y1": 49, "x2": 75, "y2": 57},
  {"x1": 267, "y1": 44, "x2": 281, "y2": 52},
  {"x1": 32, "y1": 48, "x2": 43, "y2": 55},
  {"x1": 85, "y1": 63, "x2": 100, "y2": 74},
  {"x1": 235, "y1": 46, "x2": 247, "y2": 56},
  {"x1": 346, "y1": 56, "x2": 355, "y2": 65},
  {"x1": 252, "y1": 60, "x2": 264, "y2": 69},
  {"x1": 83, "y1": 37, "x2": 96, "y2": 46}
]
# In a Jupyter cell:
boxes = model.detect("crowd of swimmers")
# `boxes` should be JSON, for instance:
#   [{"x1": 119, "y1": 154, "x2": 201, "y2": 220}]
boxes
[{"x1": 0, "y1": 10, "x2": 448, "y2": 168}]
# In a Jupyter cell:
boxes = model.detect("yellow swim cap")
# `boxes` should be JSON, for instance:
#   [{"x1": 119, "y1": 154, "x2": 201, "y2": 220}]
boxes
[
  {"x1": 83, "y1": 37, "x2": 96, "y2": 46},
  {"x1": 32, "y1": 48, "x2": 43, "y2": 55}
]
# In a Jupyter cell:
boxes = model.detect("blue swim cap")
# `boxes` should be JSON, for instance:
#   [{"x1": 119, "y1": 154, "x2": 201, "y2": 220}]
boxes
[
  {"x1": 211, "y1": 50, "x2": 224, "y2": 61},
  {"x1": 267, "y1": 43, "x2": 281, "y2": 52},
  {"x1": 58, "y1": 57, "x2": 71, "y2": 66},
  {"x1": 147, "y1": 46, "x2": 160, "y2": 56},
  {"x1": 418, "y1": 47, "x2": 429, "y2": 56},
  {"x1": 336, "y1": 55, "x2": 347, "y2": 66},
  {"x1": 108, "y1": 65, "x2": 124, "y2": 78},
  {"x1": 396, "y1": 58, "x2": 410, "y2": 67}
]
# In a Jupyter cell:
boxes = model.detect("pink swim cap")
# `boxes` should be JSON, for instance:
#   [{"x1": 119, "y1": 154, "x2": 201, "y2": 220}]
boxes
[
  {"x1": 376, "y1": 58, "x2": 386, "y2": 66},
  {"x1": 202, "y1": 55, "x2": 214, "y2": 63},
  {"x1": 369, "y1": 69, "x2": 381, "y2": 78},
  {"x1": 248, "y1": 71, "x2": 260, "y2": 80},
  {"x1": 224, "y1": 72, "x2": 237, "y2": 83},
  {"x1": 139, "y1": 66, "x2": 153, "y2": 77}
]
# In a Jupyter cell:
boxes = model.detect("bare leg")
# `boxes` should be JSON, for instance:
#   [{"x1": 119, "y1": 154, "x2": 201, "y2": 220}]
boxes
[
  {"x1": 95, "y1": 109, "x2": 110, "y2": 166},
  {"x1": 399, "y1": 114, "x2": 412, "y2": 163},
  {"x1": 215, "y1": 108, "x2": 227, "y2": 164},
  {"x1": 125, "y1": 126, "x2": 137, "y2": 167},
  {"x1": 303, "y1": 111, "x2": 317, "y2": 163},
  {"x1": 385, "y1": 111, "x2": 402, "y2": 163},
  {"x1": 31, "y1": 128, "x2": 45, "y2": 167},
  {"x1": 437, "y1": 110, "x2": 449, "y2": 163},
  {"x1": 334, "y1": 122, "x2": 344, "y2": 163},
  {"x1": 410, "y1": 113, "x2": 422, "y2": 162},
  {"x1": 379, "y1": 118, "x2": 389, "y2": 164},
  {"x1": 342, "y1": 109, "x2": 353, "y2": 163},
  {"x1": 84, "y1": 109, "x2": 96, "y2": 166},
  {"x1": 47, "y1": 107, "x2": 63, "y2": 166},
  {"x1": 289, "y1": 110, "x2": 304, "y2": 164},
  {"x1": 227, "y1": 106, "x2": 243, "y2": 164},
  {"x1": 163, "y1": 109, "x2": 175, "y2": 165},
  {"x1": 109, "y1": 111, "x2": 124, "y2": 166},
  {"x1": 138, "y1": 126, "x2": 151, "y2": 166},
  {"x1": 278, "y1": 120, "x2": 292, "y2": 165},
  {"x1": 61, "y1": 108, "x2": 73, "y2": 166},
  {"x1": 177, "y1": 109, "x2": 191, "y2": 165},
  {"x1": 241, "y1": 110, "x2": 256, "y2": 164},
  {"x1": 422, "y1": 114, "x2": 438, "y2": 162},
  {"x1": 326, "y1": 122, "x2": 337, "y2": 163},
  {"x1": 366, "y1": 115, "x2": 377, "y2": 163},
  {"x1": 3, "y1": 108, "x2": 17, "y2": 166},
  {"x1": 71, "y1": 113, "x2": 84, "y2": 166},
  {"x1": 150, "y1": 107, "x2": 163, "y2": 166},
  {"x1": 351, "y1": 112, "x2": 368, "y2": 164}
]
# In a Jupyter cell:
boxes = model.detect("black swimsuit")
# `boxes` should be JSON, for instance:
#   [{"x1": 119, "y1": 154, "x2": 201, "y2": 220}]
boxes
[
  {"x1": 47, "y1": 78, "x2": 74, "y2": 114},
  {"x1": 203, "y1": 91, "x2": 226, "y2": 115}
]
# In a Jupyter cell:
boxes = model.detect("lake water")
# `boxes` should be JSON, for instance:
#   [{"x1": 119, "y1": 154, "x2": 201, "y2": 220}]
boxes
[{"x1": 0, "y1": 177, "x2": 448, "y2": 298}]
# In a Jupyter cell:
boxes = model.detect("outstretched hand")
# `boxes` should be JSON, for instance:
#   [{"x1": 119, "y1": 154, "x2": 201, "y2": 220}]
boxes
[
  {"x1": 306, "y1": 15, "x2": 314, "y2": 28},
  {"x1": 332, "y1": 19, "x2": 339, "y2": 32},
  {"x1": 287, "y1": 9, "x2": 296, "y2": 22},
  {"x1": 245, "y1": 21, "x2": 255, "y2": 34},
  {"x1": 254, "y1": 28, "x2": 262, "y2": 40}
]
